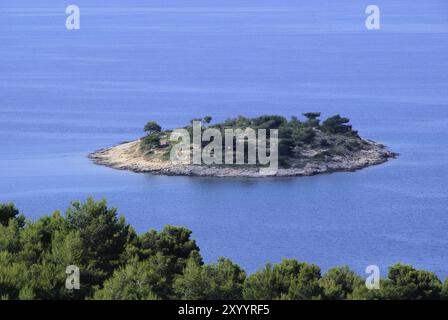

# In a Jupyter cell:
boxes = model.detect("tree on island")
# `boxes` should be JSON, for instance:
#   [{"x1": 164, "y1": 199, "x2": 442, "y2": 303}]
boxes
[
  {"x1": 303, "y1": 112, "x2": 321, "y2": 127},
  {"x1": 203, "y1": 116, "x2": 212, "y2": 124},
  {"x1": 321, "y1": 114, "x2": 353, "y2": 135},
  {"x1": 144, "y1": 121, "x2": 162, "y2": 135}
]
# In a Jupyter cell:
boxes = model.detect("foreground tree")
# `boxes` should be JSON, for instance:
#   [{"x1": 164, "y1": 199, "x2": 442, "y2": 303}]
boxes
[
  {"x1": 243, "y1": 259, "x2": 322, "y2": 300},
  {"x1": 321, "y1": 114, "x2": 354, "y2": 135},
  {"x1": 303, "y1": 112, "x2": 321, "y2": 127},
  {"x1": 319, "y1": 266, "x2": 364, "y2": 300},
  {"x1": 442, "y1": 279, "x2": 448, "y2": 299},
  {"x1": 203, "y1": 116, "x2": 212, "y2": 124},
  {"x1": 0, "y1": 200, "x2": 446, "y2": 300},
  {"x1": 286, "y1": 264, "x2": 322, "y2": 300},
  {"x1": 94, "y1": 255, "x2": 168, "y2": 300},
  {"x1": 65, "y1": 198, "x2": 133, "y2": 282},
  {"x1": 373, "y1": 264, "x2": 443, "y2": 300}
]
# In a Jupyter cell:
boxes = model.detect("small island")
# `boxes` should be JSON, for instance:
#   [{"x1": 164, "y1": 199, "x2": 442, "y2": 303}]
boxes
[{"x1": 89, "y1": 113, "x2": 397, "y2": 177}]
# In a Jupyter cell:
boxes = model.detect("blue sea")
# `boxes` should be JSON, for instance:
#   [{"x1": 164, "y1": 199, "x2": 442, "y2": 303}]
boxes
[{"x1": 1, "y1": 0, "x2": 447, "y2": 277}]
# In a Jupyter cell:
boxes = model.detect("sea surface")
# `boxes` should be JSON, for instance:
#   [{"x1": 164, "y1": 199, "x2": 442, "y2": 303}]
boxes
[{"x1": 1, "y1": 0, "x2": 447, "y2": 277}]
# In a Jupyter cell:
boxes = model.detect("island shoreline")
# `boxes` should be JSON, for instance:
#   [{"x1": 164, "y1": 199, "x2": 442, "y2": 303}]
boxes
[{"x1": 88, "y1": 139, "x2": 398, "y2": 178}]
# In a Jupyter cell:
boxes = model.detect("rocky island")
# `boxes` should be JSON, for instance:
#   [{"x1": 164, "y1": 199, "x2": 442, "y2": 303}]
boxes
[{"x1": 89, "y1": 113, "x2": 397, "y2": 177}]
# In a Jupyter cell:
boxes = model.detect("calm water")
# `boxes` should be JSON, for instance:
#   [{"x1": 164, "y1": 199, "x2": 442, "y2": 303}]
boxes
[{"x1": 1, "y1": 0, "x2": 448, "y2": 276}]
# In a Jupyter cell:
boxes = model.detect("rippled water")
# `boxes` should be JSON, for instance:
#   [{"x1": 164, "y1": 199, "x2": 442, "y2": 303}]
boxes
[{"x1": 1, "y1": 0, "x2": 448, "y2": 276}]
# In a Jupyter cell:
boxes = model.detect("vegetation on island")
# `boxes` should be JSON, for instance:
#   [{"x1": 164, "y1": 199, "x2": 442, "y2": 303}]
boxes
[
  {"x1": 0, "y1": 199, "x2": 446, "y2": 300},
  {"x1": 139, "y1": 113, "x2": 369, "y2": 166}
]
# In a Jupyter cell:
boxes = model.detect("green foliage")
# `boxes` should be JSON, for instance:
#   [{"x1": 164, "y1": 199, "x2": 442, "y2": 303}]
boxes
[
  {"x1": 94, "y1": 256, "x2": 166, "y2": 300},
  {"x1": 252, "y1": 115, "x2": 287, "y2": 129},
  {"x1": 441, "y1": 278, "x2": 448, "y2": 299},
  {"x1": 139, "y1": 113, "x2": 361, "y2": 163},
  {"x1": 129, "y1": 225, "x2": 202, "y2": 299},
  {"x1": 321, "y1": 114, "x2": 353, "y2": 135},
  {"x1": 0, "y1": 198, "x2": 134, "y2": 299},
  {"x1": 203, "y1": 116, "x2": 212, "y2": 124},
  {"x1": 242, "y1": 263, "x2": 282, "y2": 300},
  {"x1": 319, "y1": 266, "x2": 364, "y2": 300},
  {"x1": 0, "y1": 251, "x2": 29, "y2": 299},
  {"x1": 136, "y1": 226, "x2": 202, "y2": 272},
  {"x1": 174, "y1": 257, "x2": 246, "y2": 300},
  {"x1": 142, "y1": 121, "x2": 163, "y2": 150},
  {"x1": 286, "y1": 264, "x2": 322, "y2": 300},
  {"x1": 173, "y1": 259, "x2": 211, "y2": 300},
  {"x1": 0, "y1": 200, "x2": 444, "y2": 300},
  {"x1": 303, "y1": 112, "x2": 321, "y2": 120},
  {"x1": 141, "y1": 133, "x2": 161, "y2": 149},
  {"x1": 65, "y1": 198, "x2": 132, "y2": 280},
  {"x1": 373, "y1": 264, "x2": 442, "y2": 300},
  {"x1": 0, "y1": 219, "x2": 22, "y2": 253},
  {"x1": 144, "y1": 121, "x2": 162, "y2": 134}
]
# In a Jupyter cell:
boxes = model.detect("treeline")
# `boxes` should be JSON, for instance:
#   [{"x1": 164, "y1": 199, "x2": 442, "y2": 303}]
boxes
[
  {"x1": 0, "y1": 199, "x2": 447, "y2": 300},
  {"x1": 141, "y1": 113, "x2": 361, "y2": 165}
]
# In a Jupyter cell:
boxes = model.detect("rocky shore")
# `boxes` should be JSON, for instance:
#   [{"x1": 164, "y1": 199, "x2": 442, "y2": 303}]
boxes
[{"x1": 89, "y1": 139, "x2": 397, "y2": 178}]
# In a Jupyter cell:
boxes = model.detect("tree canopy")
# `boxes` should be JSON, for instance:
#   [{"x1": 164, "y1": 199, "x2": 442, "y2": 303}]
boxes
[
  {"x1": 144, "y1": 121, "x2": 162, "y2": 134},
  {"x1": 0, "y1": 199, "x2": 445, "y2": 300}
]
